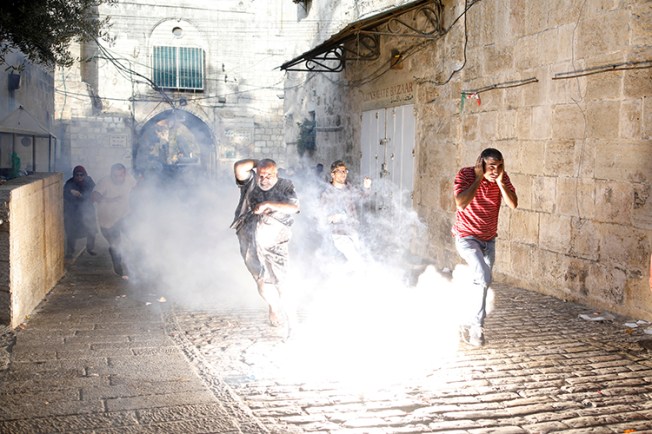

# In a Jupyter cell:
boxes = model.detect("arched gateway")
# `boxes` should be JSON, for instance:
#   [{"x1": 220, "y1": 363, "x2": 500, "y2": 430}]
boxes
[{"x1": 134, "y1": 109, "x2": 215, "y2": 177}]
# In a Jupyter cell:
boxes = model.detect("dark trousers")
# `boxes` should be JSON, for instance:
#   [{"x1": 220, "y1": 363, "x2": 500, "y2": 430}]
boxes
[
  {"x1": 66, "y1": 234, "x2": 95, "y2": 257},
  {"x1": 101, "y1": 221, "x2": 127, "y2": 276}
]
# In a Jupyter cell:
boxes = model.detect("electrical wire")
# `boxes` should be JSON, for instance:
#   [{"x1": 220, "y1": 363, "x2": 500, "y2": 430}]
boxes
[
  {"x1": 552, "y1": 60, "x2": 652, "y2": 80},
  {"x1": 54, "y1": 77, "x2": 286, "y2": 104},
  {"x1": 461, "y1": 77, "x2": 539, "y2": 94},
  {"x1": 93, "y1": 39, "x2": 176, "y2": 107},
  {"x1": 355, "y1": 0, "x2": 476, "y2": 87},
  {"x1": 59, "y1": 2, "x2": 480, "y2": 110},
  {"x1": 289, "y1": 0, "x2": 480, "y2": 92},
  {"x1": 89, "y1": 37, "x2": 288, "y2": 99}
]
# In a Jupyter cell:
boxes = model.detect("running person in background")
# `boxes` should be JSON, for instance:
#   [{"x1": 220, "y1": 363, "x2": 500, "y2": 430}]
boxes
[
  {"x1": 93, "y1": 163, "x2": 137, "y2": 279},
  {"x1": 231, "y1": 158, "x2": 300, "y2": 329},
  {"x1": 453, "y1": 148, "x2": 518, "y2": 347},
  {"x1": 63, "y1": 165, "x2": 98, "y2": 259},
  {"x1": 320, "y1": 160, "x2": 371, "y2": 265}
]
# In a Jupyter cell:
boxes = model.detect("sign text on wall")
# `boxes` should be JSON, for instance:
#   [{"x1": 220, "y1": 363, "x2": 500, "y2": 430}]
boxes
[{"x1": 363, "y1": 82, "x2": 414, "y2": 104}]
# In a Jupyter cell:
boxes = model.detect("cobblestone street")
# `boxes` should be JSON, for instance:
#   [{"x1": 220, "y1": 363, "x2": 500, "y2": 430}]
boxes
[
  {"x1": 172, "y1": 284, "x2": 652, "y2": 434},
  {"x1": 2, "y1": 247, "x2": 652, "y2": 433},
  {"x1": 0, "y1": 0, "x2": 650, "y2": 433}
]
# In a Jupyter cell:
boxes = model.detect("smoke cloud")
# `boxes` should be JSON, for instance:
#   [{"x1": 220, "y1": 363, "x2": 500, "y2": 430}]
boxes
[
  {"x1": 123, "y1": 169, "x2": 259, "y2": 308},
  {"x1": 120, "y1": 161, "x2": 478, "y2": 384}
]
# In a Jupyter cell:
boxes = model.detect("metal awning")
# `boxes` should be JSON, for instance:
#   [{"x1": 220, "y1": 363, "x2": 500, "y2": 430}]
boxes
[
  {"x1": 280, "y1": 0, "x2": 443, "y2": 73},
  {"x1": 0, "y1": 106, "x2": 55, "y2": 138},
  {"x1": 0, "y1": 106, "x2": 58, "y2": 172}
]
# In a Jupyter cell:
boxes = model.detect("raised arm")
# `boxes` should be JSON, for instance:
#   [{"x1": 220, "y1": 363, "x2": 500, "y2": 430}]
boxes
[
  {"x1": 234, "y1": 159, "x2": 258, "y2": 182},
  {"x1": 496, "y1": 163, "x2": 518, "y2": 209},
  {"x1": 454, "y1": 156, "x2": 484, "y2": 210}
]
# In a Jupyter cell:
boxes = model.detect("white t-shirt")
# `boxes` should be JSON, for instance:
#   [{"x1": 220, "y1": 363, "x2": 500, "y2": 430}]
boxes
[{"x1": 94, "y1": 174, "x2": 137, "y2": 228}]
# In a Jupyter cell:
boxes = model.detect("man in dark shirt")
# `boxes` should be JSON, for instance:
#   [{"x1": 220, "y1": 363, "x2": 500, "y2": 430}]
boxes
[{"x1": 231, "y1": 159, "x2": 300, "y2": 329}]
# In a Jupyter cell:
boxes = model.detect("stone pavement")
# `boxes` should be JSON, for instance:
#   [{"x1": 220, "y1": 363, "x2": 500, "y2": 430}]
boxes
[
  {"x1": 0, "y1": 248, "x2": 273, "y2": 434},
  {"x1": 174, "y1": 283, "x2": 652, "y2": 434},
  {"x1": 1, "y1": 246, "x2": 652, "y2": 434}
]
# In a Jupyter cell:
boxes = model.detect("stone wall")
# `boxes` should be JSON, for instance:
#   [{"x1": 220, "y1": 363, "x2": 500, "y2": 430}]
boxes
[
  {"x1": 283, "y1": 0, "x2": 652, "y2": 320},
  {"x1": 254, "y1": 119, "x2": 287, "y2": 166},
  {"x1": 55, "y1": 0, "x2": 298, "y2": 176},
  {"x1": 0, "y1": 173, "x2": 64, "y2": 328},
  {"x1": 0, "y1": 50, "x2": 54, "y2": 127},
  {"x1": 416, "y1": 0, "x2": 651, "y2": 320},
  {"x1": 60, "y1": 116, "x2": 134, "y2": 181},
  {"x1": 0, "y1": 49, "x2": 56, "y2": 174}
]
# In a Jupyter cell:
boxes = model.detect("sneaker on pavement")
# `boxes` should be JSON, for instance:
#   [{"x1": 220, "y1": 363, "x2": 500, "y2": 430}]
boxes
[
  {"x1": 468, "y1": 326, "x2": 485, "y2": 347},
  {"x1": 459, "y1": 325, "x2": 470, "y2": 343}
]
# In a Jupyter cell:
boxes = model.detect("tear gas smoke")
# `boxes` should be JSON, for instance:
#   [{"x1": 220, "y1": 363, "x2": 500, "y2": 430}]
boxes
[
  {"x1": 123, "y1": 169, "x2": 259, "y2": 308},
  {"x1": 122, "y1": 162, "x2": 485, "y2": 387}
]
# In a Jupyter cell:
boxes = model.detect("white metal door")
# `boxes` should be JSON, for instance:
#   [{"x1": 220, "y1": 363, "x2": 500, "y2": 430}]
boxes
[
  {"x1": 385, "y1": 105, "x2": 415, "y2": 195},
  {"x1": 361, "y1": 104, "x2": 415, "y2": 205},
  {"x1": 360, "y1": 108, "x2": 385, "y2": 181}
]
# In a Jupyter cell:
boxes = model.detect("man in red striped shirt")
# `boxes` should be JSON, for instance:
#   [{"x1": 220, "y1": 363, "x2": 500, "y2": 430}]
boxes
[{"x1": 453, "y1": 148, "x2": 518, "y2": 346}]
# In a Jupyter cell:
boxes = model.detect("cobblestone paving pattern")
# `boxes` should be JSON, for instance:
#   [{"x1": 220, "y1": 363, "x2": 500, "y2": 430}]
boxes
[{"x1": 172, "y1": 285, "x2": 652, "y2": 434}]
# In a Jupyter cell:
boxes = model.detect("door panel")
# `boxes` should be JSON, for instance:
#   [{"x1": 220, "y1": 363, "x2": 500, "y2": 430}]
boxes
[
  {"x1": 360, "y1": 109, "x2": 385, "y2": 180},
  {"x1": 361, "y1": 104, "x2": 415, "y2": 206}
]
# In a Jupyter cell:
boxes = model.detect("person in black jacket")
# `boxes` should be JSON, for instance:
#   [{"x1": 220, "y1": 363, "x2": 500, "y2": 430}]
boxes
[{"x1": 63, "y1": 165, "x2": 98, "y2": 258}]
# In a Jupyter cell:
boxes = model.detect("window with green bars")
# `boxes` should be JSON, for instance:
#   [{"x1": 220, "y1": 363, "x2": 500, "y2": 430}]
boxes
[{"x1": 152, "y1": 46, "x2": 204, "y2": 91}]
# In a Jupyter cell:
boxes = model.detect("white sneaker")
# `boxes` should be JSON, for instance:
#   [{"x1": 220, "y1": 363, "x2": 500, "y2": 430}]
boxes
[{"x1": 468, "y1": 326, "x2": 485, "y2": 347}]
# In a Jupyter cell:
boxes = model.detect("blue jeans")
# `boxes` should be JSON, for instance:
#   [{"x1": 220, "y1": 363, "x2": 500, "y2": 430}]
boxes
[{"x1": 455, "y1": 236, "x2": 496, "y2": 328}]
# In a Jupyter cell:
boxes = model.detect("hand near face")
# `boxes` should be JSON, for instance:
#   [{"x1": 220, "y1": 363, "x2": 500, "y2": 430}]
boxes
[
  {"x1": 496, "y1": 161, "x2": 506, "y2": 184},
  {"x1": 474, "y1": 155, "x2": 485, "y2": 180}
]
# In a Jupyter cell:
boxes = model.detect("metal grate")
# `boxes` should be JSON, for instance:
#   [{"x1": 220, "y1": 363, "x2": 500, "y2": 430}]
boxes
[{"x1": 153, "y1": 46, "x2": 204, "y2": 91}]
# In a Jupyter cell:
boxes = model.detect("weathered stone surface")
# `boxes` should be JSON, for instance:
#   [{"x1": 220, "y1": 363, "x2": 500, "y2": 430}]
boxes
[
  {"x1": 531, "y1": 176, "x2": 557, "y2": 213},
  {"x1": 539, "y1": 213, "x2": 572, "y2": 254},
  {"x1": 510, "y1": 209, "x2": 539, "y2": 245},
  {"x1": 170, "y1": 281, "x2": 652, "y2": 434},
  {"x1": 0, "y1": 249, "x2": 273, "y2": 434},
  {"x1": 544, "y1": 140, "x2": 581, "y2": 177}
]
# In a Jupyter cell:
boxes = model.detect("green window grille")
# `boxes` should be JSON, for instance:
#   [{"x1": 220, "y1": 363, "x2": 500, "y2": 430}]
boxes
[{"x1": 153, "y1": 46, "x2": 204, "y2": 91}]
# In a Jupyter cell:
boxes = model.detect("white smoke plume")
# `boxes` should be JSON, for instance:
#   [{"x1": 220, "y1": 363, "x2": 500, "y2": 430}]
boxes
[{"x1": 119, "y1": 161, "x2": 477, "y2": 385}]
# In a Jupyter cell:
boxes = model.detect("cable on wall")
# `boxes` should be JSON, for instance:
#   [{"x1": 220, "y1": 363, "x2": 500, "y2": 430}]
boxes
[
  {"x1": 458, "y1": 77, "x2": 538, "y2": 111},
  {"x1": 552, "y1": 60, "x2": 652, "y2": 80}
]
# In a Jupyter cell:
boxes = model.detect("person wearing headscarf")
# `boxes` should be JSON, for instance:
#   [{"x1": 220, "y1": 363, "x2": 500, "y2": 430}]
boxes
[{"x1": 63, "y1": 165, "x2": 98, "y2": 258}]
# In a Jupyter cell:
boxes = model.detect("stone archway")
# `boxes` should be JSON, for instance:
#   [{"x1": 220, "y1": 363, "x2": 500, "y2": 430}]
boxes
[{"x1": 135, "y1": 109, "x2": 214, "y2": 176}]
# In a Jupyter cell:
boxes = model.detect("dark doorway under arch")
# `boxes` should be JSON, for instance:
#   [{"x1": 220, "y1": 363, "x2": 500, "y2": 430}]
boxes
[{"x1": 135, "y1": 109, "x2": 214, "y2": 177}]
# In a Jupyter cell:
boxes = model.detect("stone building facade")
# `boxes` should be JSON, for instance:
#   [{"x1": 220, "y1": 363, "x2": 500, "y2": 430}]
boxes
[
  {"x1": 0, "y1": 49, "x2": 63, "y2": 328},
  {"x1": 0, "y1": 49, "x2": 56, "y2": 173},
  {"x1": 55, "y1": 0, "x2": 302, "y2": 179},
  {"x1": 282, "y1": 0, "x2": 652, "y2": 319}
]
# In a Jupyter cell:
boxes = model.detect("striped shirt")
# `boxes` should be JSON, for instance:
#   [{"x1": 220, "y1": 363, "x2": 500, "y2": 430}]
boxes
[{"x1": 452, "y1": 167, "x2": 515, "y2": 241}]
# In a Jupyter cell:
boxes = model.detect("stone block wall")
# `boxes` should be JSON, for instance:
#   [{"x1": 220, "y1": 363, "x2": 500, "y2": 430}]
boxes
[
  {"x1": 0, "y1": 173, "x2": 64, "y2": 328},
  {"x1": 253, "y1": 116, "x2": 288, "y2": 167},
  {"x1": 0, "y1": 50, "x2": 55, "y2": 126},
  {"x1": 412, "y1": 0, "x2": 652, "y2": 320},
  {"x1": 55, "y1": 1, "x2": 298, "y2": 178},
  {"x1": 62, "y1": 117, "x2": 134, "y2": 180},
  {"x1": 285, "y1": 0, "x2": 652, "y2": 320}
]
